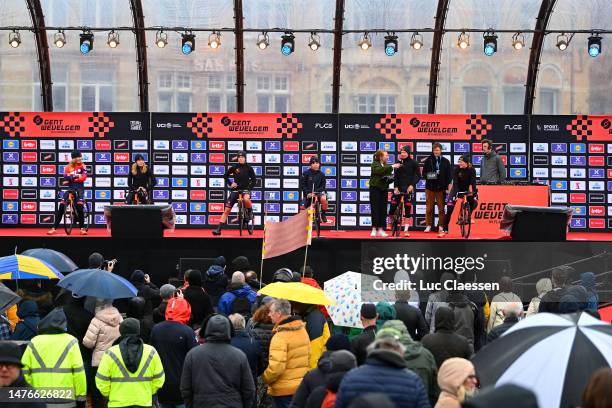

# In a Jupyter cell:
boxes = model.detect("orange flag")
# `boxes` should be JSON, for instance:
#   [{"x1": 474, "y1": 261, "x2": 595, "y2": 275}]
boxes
[{"x1": 262, "y1": 209, "x2": 313, "y2": 259}]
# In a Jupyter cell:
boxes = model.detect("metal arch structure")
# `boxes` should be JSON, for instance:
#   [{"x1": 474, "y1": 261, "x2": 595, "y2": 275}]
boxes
[
  {"x1": 428, "y1": 0, "x2": 451, "y2": 114},
  {"x1": 331, "y1": 0, "x2": 345, "y2": 114},
  {"x1": 524, "y1": 0, "x2": 557, "y2": 114},
  {"x1": 129, "y1": 0, "x2": 149, "y2": 112},
  {"x1": 25, "y1": 0, "x2": 52, "y2": 111},
  {"x1": 234, "y1": 0, "x2": 245, "y2": 112}
]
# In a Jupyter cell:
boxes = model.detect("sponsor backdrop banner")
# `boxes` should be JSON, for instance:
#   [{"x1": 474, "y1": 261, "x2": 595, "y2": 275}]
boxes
[
  {"x1": 338, "y1": 114, "x2": 529, "y2": 230},
  {"x1": 531, "y1": 115, "x2": 612, "y2": 231},
  {"x1": 1, "y1": 112, "x2": 149, "y2": 227},
  {"x1": 150, "y1": 113, "x2": 338, "y2": 228}
]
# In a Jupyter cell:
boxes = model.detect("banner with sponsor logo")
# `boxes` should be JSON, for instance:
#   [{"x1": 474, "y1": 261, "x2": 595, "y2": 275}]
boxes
[
  {"x1": 1, "y1": 112, "x2": 149, "y2": 227},
  {"x1": 150, "y1": 113, "x2": 338, "y2": 228},
  {"x1": 531, "y1": 115, "x2": 612, "y2": 231}
]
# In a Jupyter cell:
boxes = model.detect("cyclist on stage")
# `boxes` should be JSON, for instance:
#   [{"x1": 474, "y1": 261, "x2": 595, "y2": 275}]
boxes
[
  {"x1": 439, "y1": 154, "x2": 478, "y2": 238},
  {"x1": 47, "y1": 150, "x2": 87, "y2": 235},
  {"x1": 126, "y1": 153, "x2": 156, "y2": 204},
  {"x1": 300, "y1": 156, "x2": 328, "y2": 223},
  {"x1": 388, "y1": 145, "x2": 420, "y2": 236},
  {"x1": 213, "y1": 151, "x2": 257, "y2": 236}
]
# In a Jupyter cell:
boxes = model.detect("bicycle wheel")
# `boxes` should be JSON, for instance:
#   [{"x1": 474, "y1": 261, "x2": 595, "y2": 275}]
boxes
[
  {"x1": 460, "y1": 203, "x2": 471, "y2": 239},
  {"x1": 238, "y1": 203, "x2": 244, "y2": 236},
  {"x1": 246, "y1": 211, "x2": 254, "y2": 235},
  {"x1": 63, "y1": 202, "x2": 76, "y2": 235},
  {"x1": 391, "y1": 206, "x2": 401, "y2": 237},
  {"x1": 315, "y1": 203, "x2": 321, "y2": 238}
]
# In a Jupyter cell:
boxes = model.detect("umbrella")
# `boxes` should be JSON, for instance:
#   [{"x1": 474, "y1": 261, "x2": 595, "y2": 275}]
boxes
[
  {"x1": 0, "y1": 255, "x2": 64, "y2": 280},
  {"x1": 21, "y1": 248, "x2": 78, "y2": 274},
  {"x1": 258, "y1": 282, "x2": 335, "y2": 306},
  {"x1": 0, "y1": 282, "x2": 20, "y2": 313},
  {"x1": 472, "y1": 312, "x2": 612, "y2": 408},
  {"x1": 57, "y1": 269, "x2": 137, "y2": 299}
]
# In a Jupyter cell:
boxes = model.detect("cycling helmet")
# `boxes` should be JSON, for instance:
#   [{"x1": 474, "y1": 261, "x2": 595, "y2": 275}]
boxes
[
  {"x1": 71, "y1": 150, "x2": 82, "y2": 159},
  {"x1": 309, "y1": 156, "x2": 320, "y2": 164},
  {"x1": 273, "y1": 267, "x2": 294, "y2": 283}
]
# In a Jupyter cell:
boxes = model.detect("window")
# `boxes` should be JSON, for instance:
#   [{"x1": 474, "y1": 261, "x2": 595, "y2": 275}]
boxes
[
  {"x1": 159, "y1": 73, "x2": 173, "y2": 89},
  {"x1": 257, "y1": 95, "x2": 270, "y2": 112},
  {"x1": 539, "y1": 88, "x2": 558, "y2": 115},
  {"x1": 208, "y1": 95, "x2": 222, "y2": 112},
  {"x1": 463, "y1": 87, "x2": 490, "y2": 113},
  {"x1": 157, "y1": 72, "x2": 193, "y2": 112},
  {"x1": 503, "y1": 88, "x2": 524, "y2": 114},
  {"x1": 275, "y1": 76, "x2": 288, "y2": 91},
  {"x1": 226, "y1": 75, "x2": 236, "y2": 90},
  {"x1": 325, "y1": 94, "x2": 332, "y2": 113},
  {"x1": 208, "y1": 75, "x2": 221, "y2": 90},
  {"x1": 379, "y1": 95, "x2": 396, "y2": 113},
  {"x1": 355, "y1": 94, "x2": 396, "y2": 113},
  {"x1": 357, "y1": 95, "x2": 376, "y2": 113},
  {"x1": 226, "y1": 95, "x2": 237, "y2": 112},
  {"x1": 255, "y1": 74, "x2": 290, "y2": 112},
  {"x1": 257, "y1": 76, "x2": 271, "y2": 91},
  {"x1": 33, "y1": 65, "x2": 68, "y2": 111},
  {"x1": 413, "y1": 95, "x2": 428, "y2": 114},
  {"x1": 206, "y1": 74, "x2": 236, "y2": 112}
]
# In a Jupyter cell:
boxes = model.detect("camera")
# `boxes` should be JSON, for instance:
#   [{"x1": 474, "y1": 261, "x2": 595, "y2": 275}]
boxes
[{"x1": 103, "y1": 259, "x2": 118, "y2": 271}]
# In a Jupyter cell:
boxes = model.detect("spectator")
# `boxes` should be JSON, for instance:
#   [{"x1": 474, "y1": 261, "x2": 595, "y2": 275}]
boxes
[
  {"x1": 421, "y1": 306, "x2": 472, "y2": 368},
  {"x1": 0, "y1": 313, "x2": 11, "y2": 340},
  {"x1": 435, "y1": 358, "x2": 478, "y2": 408},
  {"x1": 375, "y1": 302, "x2": 396, "y2": 330},
  {"x1": 582, "y1": 367, "x2": 612, "y2": 408},
  {"x1": 526, "y1": 278, "x2": 552, "y2": 317},
  {"x1": 182, "y1": 269, "x2": 214, "y2": 329},
  {"x1": 487, "y1": 301, "x2": 523, "y2": 344},
  {"x1": 539, "y1": 265, "x2": 573, "y2": 314},
  {"x1": 248, "y1": 302, "x2": 274, "y2": 373},
  {"x1": 0, "y1": 341, "x2": 45, "y2": 408},
  {"x1": 127, "y1": 297, "x2": 153, "y2": 344},
  {"x1": 229, "y1": 313, "x2": 260, "y2": 383},
  {"x1": 463, "y1": 384, "x2": 538, "y2": 408},
  {"x1": 304, "y1": 350, "x2": 357, "y2": 408},
  {"x1": 300, "y1": 266, "x2": 330, "y2": 319},
  {"x1": 21, "y1": 308, "x2": 87, "y2": 406},
  {"x1": 487, "y1": 276, "x2": 522, "y2": 333},
  {"x1": 394, "y1": 290, "x2": 429, "y2": 340},
  {"x1": 351, "y1": 303, "x2": 378, "y2": 366},
  {"x1": 96, "y1": 318, "x2": 165, "y2": 407},
  {"x1": 447, "y1": 290, "x2": 479, "y2": 354},
  {"x1": 204, "y1": 264, "x2": 228, "y2": 307},
  {"x1": 335, "y1": 337, "x2": 429, "y2": 408},
  {"x1": 218, "y1": 272, "x2": 257, "y2": 317},
  {"x1": 181, "y1": 314, "x2": 255, "y2": 408},
  {"x1": 273, "y1": 268, "x2": 295, "y2": 283},
  {"x1": 293, "y1": 302, "x2": 330, "y2": 368},
  {"x1": 88, "y1": 252, "x2": 105, "y2": 269},
  {"x1": 153, "y1": 283, "x2": 177, "y2": 323},
  {"x1": 16, "y1": 280, "x2": 53, "y2": 317},
  {"x1": 231, "y1": 256, "x2": 251, "y2": 273},
  {"x1": 581, "y1": 272, "x2": 599, "y2": 312},
  {"x1": 376, "y1": 320, "x2": 438, "y2": 406},
  {"x1": 10, "y1": 301, "x2": 40, "y2": 341},
  {"x1": 263, "y1": 299, "x2": 310, "y2": 408},
  {"x1": 130, "y1": 269, "x2": 161, "y2": 315},
  {"x1": 244, "y1": 270, "x2": 265, "y2": 291},
  {"x1": 5, "y1": 304, "x2": 18, "y2": 332},
  {"x1": 425, "y1": 272, "x2": 455, "y2": 333},
  {"x1": 151, "y1": 296, "x2": 197, "y2": 408},
  {"x1": 346, "y1": 393, "x2": 394, "y2": 408}
]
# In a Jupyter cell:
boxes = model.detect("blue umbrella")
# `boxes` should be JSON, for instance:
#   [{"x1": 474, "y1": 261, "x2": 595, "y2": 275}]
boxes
[
  {"x1": 21, "y1": 248, "x2": 78, "y2": 274},
  {"x1": 57, "y1": 269, "x2": 137, "y2": 299}
]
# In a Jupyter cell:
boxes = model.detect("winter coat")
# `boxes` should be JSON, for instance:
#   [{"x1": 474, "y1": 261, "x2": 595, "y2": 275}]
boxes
[
  {"x1": 180, "y1": 315, "x2": 255, "y2": 408},
  {"x1": 375, "y1": 302, "x2": 396, "y2": 331},
  {"x1": 486, "y1": 316, "x2": 519, "y2": 344},
  {"x1": 423, "y1": 154, "x2": 453, "y2": 191},
  {"x1": 304, "y1": 350, "x2": 356, "y2": 408},
  {"x1": 447, "y1": 292, "x2": 479, "y2": 354},
  {"x1": 369, "y1": 160, "x2": 393, "y2": 191},
  {"x1": 526, "y1": 278, "x2": 552, "y2": 317},
  {"x1": 480, "y1": 150, "x2": 506, "y2": 183},
  {"x1": 538, "y1": 287, "x2": 568, "y2": 314},
  {"x1": 248, "y1": 319, "x2": 274, "y2": 374},
  {"x1": 291, "y1": 351, "x2": 331, "y2": 408},
  {"x1": 218, "y1": 283, "x2": 257, "y2": 316},
  {"x1": 11, "y1": 300, "x2": 40, "y2": 341},
  {"x1": 263, "y1": 316, "x2": 311, "y2": 397},
  {"x1": 82, "y1": 306, "x2": 122, "y2": 366},
  {"x1": 130, "y1": 270, "x2": 161, "y2": 315},
  {"x1": 231, "y1": 329, "x2": 261, "y2": 383},
  {"x1": 421, "y1": 307, "x2": 472, "y2": 368},
  {"x1": 425, "y1": 289, "x2": 449, "y2": 333},
  {"x1": 127, "y1": 297, "x2": 154, "y2": 344},
  {"x1": 334, "y1": 349, "x2": 429, "y2": 408},
  {"x1": 581, "y1": 272, "x2": 599, "y2": 311},
  {"x1": 183, "y1": 272, "x2": 214, "y2": 328},
  {"x1": 394, "y1": 301, "x2": 429, "y2": 340},
  {"x1": 350, "y1": 325, "x2": 376, "y2": 366},
  {"x1": 63, "y1": 296, "x2": 94, "y2": 361},
  {"x1": 152, "y1": 300, "x2": 168, "y2": 323},
  {"x1": 487, "y1": 292, "x2": 522, "y2": 332},
  {"x1": 462, "y1": 384, "x2": 539, "y2": 408},
  {"x1": 203, "y1": 264, "x2": 228, "y2": 307},
  {"x1": 435, "y1": 358, "x2": 474, "y2": 408},
  {"x1": 302, "y1": 308, "x2": 331, "y2": 368}
]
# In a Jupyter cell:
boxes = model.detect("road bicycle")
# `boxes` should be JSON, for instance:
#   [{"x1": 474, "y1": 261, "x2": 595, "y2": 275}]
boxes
[
  {"x1": 455, "y1": 191, "x2": 474, "y2": 239},
  {"x1": 63, "y1": 190, "x2": 91, "y2": 235},
  {"x1": 125, "y1": 187, "x2": 149, "y2": 205},
  {"x1": 237, "y1": 191, "x2": 254, "y2": 236},
  {"x1": 391, "y1": 192, "x2": 413, "y2": 237}
]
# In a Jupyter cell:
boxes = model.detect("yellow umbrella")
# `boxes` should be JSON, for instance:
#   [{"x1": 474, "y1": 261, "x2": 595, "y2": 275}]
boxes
[
  {"x1": 0, "y1": 254, "x2": 64, "y2": 280},
  {"x1": 258, "y1": 282, "x2": 336, "y2": 306}
]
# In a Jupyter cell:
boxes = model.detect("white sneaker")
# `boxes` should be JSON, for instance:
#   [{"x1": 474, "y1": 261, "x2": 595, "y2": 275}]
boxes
[
  {"x1": 370, "y1": 228, "x2": 377, "y2": 237},
  {"x1": 439, "y1": 226, "x2": 444, "y2": 233},
  {"x1": 424, "y1": 226, "x2": 432, "y2": 233},
  {"x1": 404, "y1": 223, "x2": 410, "y2": 232},
  {"x1": 377, "y1": 229, "x2": 388, "y2": 237}
]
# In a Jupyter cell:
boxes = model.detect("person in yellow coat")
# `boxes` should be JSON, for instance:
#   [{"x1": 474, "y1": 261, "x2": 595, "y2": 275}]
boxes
[{"x1": 95, "y1": 318, "x2": 165, "y2": 408}]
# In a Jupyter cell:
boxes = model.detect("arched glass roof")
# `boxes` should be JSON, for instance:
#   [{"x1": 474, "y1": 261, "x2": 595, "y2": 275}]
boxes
[{"x1": 0, "y1": 0, "x2": 610, "y2": 114}]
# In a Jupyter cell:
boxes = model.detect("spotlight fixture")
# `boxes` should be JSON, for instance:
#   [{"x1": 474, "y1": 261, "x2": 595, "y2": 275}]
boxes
[
  {"x1": 107, "y1": 31, "x2": 120, "y2": 48},
  {"x1": 208, "y1": 31, "x2": 221, "y2": 49},
  {"x1": 281, "y1": 33, "x2": 295, "y2": 56},
  {"x1": 181, "y1": 32, "x2": 195, "y2": 55},
  {"x1": 256, "y1": 32, "x2": 270, "y2": 50},
  {"x1": 79, "y1": 31, "x2": 94, "y2": 54},
  {"x1": 588, "y1": 34, "x2": 602, "y2": 57},
  {"x1": 384, "y1": 34, "x2": 398, "y2": 56},
  {"x1": 410, "y1": 32, "x2": 423, "y2": 50},
  {"x1": 8, "y1": 30, "x2": 21, "y2": 48},
  {"x1": 54, "y1": 30, "x2": 66, "y2": 48},
  {"x1": 457, "y1": 31, "x2": 470, "y2": 49},
  {"x1": 155, "y1": 30, "x2": 168, "y2": 48},
  {"x1": 512, "y1": 32, "x2": 525, "y2": 50},
  {"x1": 483, "y1": 31, "x2": 498, "y2": 56},
  {"x1": 308, "y1": 32, "x2": 321, "y2": 51},
  {"x1": 358, "y1": 32, "x2": 372, "y2": 50}
]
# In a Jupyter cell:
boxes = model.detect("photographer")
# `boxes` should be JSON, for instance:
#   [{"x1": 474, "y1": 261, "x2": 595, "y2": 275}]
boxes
[
  {"x1": 130, "y1": 269, "x2": 161, "y2": 316},
  {"x1": 369, "y1": 149, "x2": 401, "y2": 237}
]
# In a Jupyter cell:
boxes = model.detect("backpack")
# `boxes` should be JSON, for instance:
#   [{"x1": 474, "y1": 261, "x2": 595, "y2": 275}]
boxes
[{"x1": 231, "y1": 295, "x2": 253, "y2": 322}]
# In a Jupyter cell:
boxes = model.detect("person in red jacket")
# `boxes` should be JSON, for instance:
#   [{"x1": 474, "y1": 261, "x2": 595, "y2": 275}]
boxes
[{"x1": 48, "y1": 150, "x2": 88, "y2": 235}]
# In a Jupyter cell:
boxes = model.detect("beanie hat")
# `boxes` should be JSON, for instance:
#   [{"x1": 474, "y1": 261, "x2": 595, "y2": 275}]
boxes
[
  {"x1": 326, "y1": 333, "x2": 351, "y2": 351},
  {"x1": 212, "y1": 256, "x2": 226, "y2": 267},
  {"x1": 71, "y1": 150, "x2": 82, "y2": 159},
  {"x1": 165, "y1": 297, "x2": 191, "y2": 325},
  {"x1": 360, "y1": 303, "x2": 377, "y2": 319},
  {"x1": 206, "y1": 264, "x2": 225, "y2": 279},
  {"x1": 160, "y1": 284, "x2": 176, "y2": 300},
  {"x1": 230, "y1": 256, "x2": 251, "y2": 272},
  {"x1": 134, "y1": 153, "x2": 144, "y2": 161},
  {"x1": 130, "y1": 270, "x2": 145, "y2": 284},
  {"x1": 119, "y1": 318, "x2": 141, "y2": 337}
]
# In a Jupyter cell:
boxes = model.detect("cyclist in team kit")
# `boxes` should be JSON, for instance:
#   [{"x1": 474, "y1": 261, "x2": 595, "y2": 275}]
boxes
[
  {"x1": 439, "y1": 154, "x2": 478, "y2": 238},
  {"x1": 300, "y1": 156, "x2": 328, "y2": 223},
  {"x1": 213, "y1": 151, "x2": 257, "y2": 236},
  {"x1": 388, "y1": 145, "x2": 420, "y2": 237}
]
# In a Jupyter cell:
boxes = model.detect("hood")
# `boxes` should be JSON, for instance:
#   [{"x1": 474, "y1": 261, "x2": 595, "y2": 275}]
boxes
[
  {"x1": 205, "y1": 265, "x2": 225, "y2": 281},
  {"x1": 127, "y1": 297, "x2": 146, "y2": 319},
  {"x1": 186, "y1": 269, "x2": 203, "y2": 286},
  {"x1": 435, "y1": 306, "x2": 456, "y2": 332},
  {"x1": 437, "y1": 357, "x2": 474, "y2": 397},
  {"x1": 119, "y1": 336, "x2": 143, "y2": 373},
  {"x1": 204, "y1": 314, "x2": 232, "y2": 342},
  {"x1": 165, "y1": 297, "x2": 191, "y2": 325},
  {"x1": 559, "y1": 294, "x2": 580, "y2": 314},
  {"x1": 366, "y1": 349, "x2": 406, "y2": 369},
  {"x1": 463, "y1": 384, "x2": 538, "y2": 408},
  {"x1": 230, "y1": 256, "x2": 251, "y2": 272},
  {"x1": 535, "y1": 278, "x2": 553, "y2": 296},
  {"x1": 130, "y1": 269, "x2": 145, "y2": 284},
  {"x1": 96, "y1": 306, "x2": 122, "y2": 327},
  {"x1": 231, "y1": 284, "x2": 255, "y2": 298},
  {"x1": 580, "y1": 272, "x2": 596, "y2": 290},
  {"x1": 17, "y1": 300, "x2": 39, "y2": 319},
  {"x1": 38, "y1": 307, "x2": 67, "y2": 334},
  {"x1": 375, "y1": 302, "x2": 396, "y2": 329},
  {"x1": 328, "y1": 349, "x2": 357, "y2": 373},
  {"x1": 301, "y1": 277, "x2": 322, "y2": 289},
  {"x1": 377, "y1": 320, "x2": 428, "y2": 361},
  {"x1": 275, "y1": 316, "x2": 305, "y2": 332},
  {"x1": 447, "y1": 291, "x2": 469, "y2": 308}
]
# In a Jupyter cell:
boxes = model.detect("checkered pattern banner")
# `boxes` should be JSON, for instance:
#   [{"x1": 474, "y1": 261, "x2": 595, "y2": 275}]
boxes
[{"x1": 0, "y1": 112, "x2": 27, "y2": 137}]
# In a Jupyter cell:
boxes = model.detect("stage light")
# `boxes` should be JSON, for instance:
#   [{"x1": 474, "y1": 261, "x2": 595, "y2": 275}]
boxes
[
  {"x1": 54, "y1": 30, "x2": 66, "y2": 48},
  {"x1": 155, "y1": 30, "x2": 168, "y2": 48},
  {"x1": 588, "y1": 34, "x2": 601, "y2": 57},
  {"x1": 410, "y1": 32, "x2": 423, "y2": 50},
  {"x1": 8, "y1": 30, "x2": 21, "y2": 48},
  {"x1": 308, "y1": 32, "x2": 321, "y2": 51},
  {"x1": 384, "y1": 34, "x2": 398, "y2": 56},
  {"x1": 358, "y1": 32, "x2": 372, "y2": 50},
  {"x1": 281, "y1": 33, "x2": 295, "y2": 56},
  {"x1": 556, "y1": 33, "x2": 569, "y2": 51},
  {"x1": 208, "y1": 31, "x2": 221, "y2": 49},
  {"x1": 256, "y1": 32, "x2": 269, "y2": 50},
  {"x1": 79, "y1": 32, "x2": 94, "y2": 54},
  {"x1": 458, "y1": 32, "x2": 470, "y2": 49},
  {"x1": 512, "y1": 32, "x2": 525, "y2": 50},
  {"x1": 483, "y1": 31, "x2": 498, "y2": 56},
  {"x1": 107, "y1": 31, "x2": 120, "y2": 48},
  {"x1": 181, "y1": 32, "x2": 195, "y2": 55}
]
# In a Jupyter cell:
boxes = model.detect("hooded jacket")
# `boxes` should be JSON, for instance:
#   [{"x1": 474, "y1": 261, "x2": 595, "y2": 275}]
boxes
[
  {"x1": 526, "y1": 278, "x2": 552, "y2": 317},
  {"x1": 130, "y1": 270, "x2": 160, "y2": 315},
  {"x1": 230, "y1": 328, "x2": 261, "y2": 383},
  {"x1": 425, "y1": 272, "x2": 455, "y2": 332},
  {"x1": 183, "y1": 270, "x2": 215, "y2": 328},
  {"x1": 247, "y1": 318, "x2": 274, "y2": 374},
  {"x1": 350, "y1": 325, "x2": 377, "y2": 366},
  {"x1": 180, "y1": 314, "x2": 255, "y2": 408},
  {"x1": 82, "y1": 306, "x2": 123, "y2": 366},
  {"x1": 304, "y1": 350, "x2": 357, "y2": 408},
  {"x1": 301, "y1": 306, "x2": 331, "y2": 368},
  {"x1": 480, "y1": 150, "x2": 506, "y2": 183},
  {"x1": 487, "y1": 292, "x2": 522, "y2": 332},
  {"x1": 291, "y1": 350, "x2": 332, "y2": 408},
  {"x1": 375, "y1": 302, "x2": 396, "y2": 330},
  {"x1": 447, "y1": 291, "x2": 479, "y2": 353},
  {"x1": 127, "y1": 297, "x2": 153, "y2": 344},
  {"x1": 217, "y1": 283, "x2": 257, "y2": 316},
  {"x1": 393, "y1": 300, "x2": 429, "y2": 341},
  {"x1": 421, "y1": 307, "x2": 472, "y2": 368},
  {"x1": 203, "y1": 264, "x2": 228, "y2": 306},
  {"x1": 435, "y1": 358, "x2": 474, "y2": 408},
  {"x1": 11, "y1": 300, "x2": 40, "y2": 341},
  {"x1": 63, "y1": 295, "x2": 95, "y2": 361},
  {"x1": 581, "y1": 272, "x2": 599, "y2": 311}
]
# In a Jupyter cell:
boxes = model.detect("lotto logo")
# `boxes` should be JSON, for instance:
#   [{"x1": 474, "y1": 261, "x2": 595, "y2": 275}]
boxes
[
  {"x1": 589, "y1": 206, "x2": 605, "y2": 216},
  {"x1": 589, "y1": 144, "x2": 604, "y2": 153},
  {"x1": 21, "y1": 140, "x2": 37, "y2": 149},
  {"x1": 209, "y1": 203, "x2": 225, "y2": 213},
  {"x1": 114, "y1": 153, "x2": 130, "y2": 162},
  {"x1": 210, "y1": 141, "x2": 225, "y2": 150}
]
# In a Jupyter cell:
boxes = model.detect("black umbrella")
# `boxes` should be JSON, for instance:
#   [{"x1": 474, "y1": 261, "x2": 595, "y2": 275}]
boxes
[
  {"x1": 21, "y1": 248, "x2": 78, "y2": 274},
  {"x1": 472, "y1": 312, "x2": 612, "y2": 408},
  {"x1": 0, "y1": 282, "x2": 21, "y2": 313}
]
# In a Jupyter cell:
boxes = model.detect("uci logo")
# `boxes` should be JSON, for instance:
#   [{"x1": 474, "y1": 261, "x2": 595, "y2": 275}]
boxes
[
  {"x1": 221, "y1": 116, "x2": 231, "y2": 126},
  {"x1": 409, "y1": 117, "x2": 420, "y2": 127}
]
